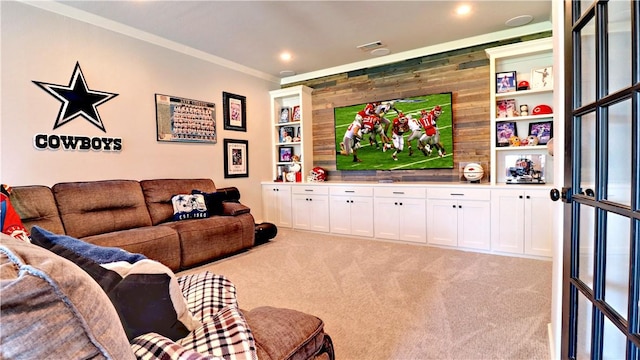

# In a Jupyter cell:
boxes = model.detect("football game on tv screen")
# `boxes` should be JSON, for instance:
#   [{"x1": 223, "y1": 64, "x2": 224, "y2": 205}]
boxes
[{"x1": 334, "y1": 92, "x2": 454, "y2": 171}]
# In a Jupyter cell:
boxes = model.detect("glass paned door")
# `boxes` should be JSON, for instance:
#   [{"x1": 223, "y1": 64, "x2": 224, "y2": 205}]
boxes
[{"x1": 562, "y1": 0, "x2": 639, "y2": 359}]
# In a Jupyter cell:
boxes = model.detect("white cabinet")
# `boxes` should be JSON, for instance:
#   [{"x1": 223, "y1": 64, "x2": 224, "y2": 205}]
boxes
[
  {"x1": 261, "y1": 184, "x2": 292, "y2": 228},
  {"x1": 291, "y1": 185, "x2": 330, "y2": 232},
  {"x1": 270, "y1": 86, "x2": 313, "y2": 183},
  {"x1": 426, "y1": 188, "x2": 491, "y2": 250},
  {"x1": 485, "y1": 38, "x2": 555, "y2": 185},
  {"x1": 373, "y1": 187, "x2": 426, "y2": 243},
  {"x1": 491, "y1": 188, "x2": 553, "y2": 257},
  {"x1": 329, "y1": 186, "x2": 374, "y2": 237}
]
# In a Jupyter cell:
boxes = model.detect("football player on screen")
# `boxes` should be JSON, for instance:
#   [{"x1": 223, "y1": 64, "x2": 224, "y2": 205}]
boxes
[
  {"x1": 340, "y1": 118, "x2": 363, "y2": 162},
  {"x1": 390, "y1": 113, "x2": 410, "y2": 161}
]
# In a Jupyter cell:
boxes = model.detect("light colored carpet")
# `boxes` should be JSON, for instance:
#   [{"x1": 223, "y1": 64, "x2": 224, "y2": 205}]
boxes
[{"x1": 180, "y1": 229, "x2": 552, "y2": 360}]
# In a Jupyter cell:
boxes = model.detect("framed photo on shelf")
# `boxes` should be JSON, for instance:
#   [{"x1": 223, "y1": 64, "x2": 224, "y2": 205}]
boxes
[
  {"x1": 279, "y1": 107, "x2": 291, "y2": 123},
  {"x1": 530, "y1": 66, "x2": 553, "y2": 89},
  {"x1": 279, "y1": 146, "x2": 293, "y2": 162},
  {"x1": 496, "y1": 121, "x2": 517, "y2": 147},
  {"x1": 223, "y1": 139, "x2": 248, "y2": 178},
  {"x1": 292, "y1": 105, "x2": 301, "y2": 121},
  {"x1": 155, "y1": 94, "x2": 216, "y2": 143},
  {"x1": 528, "y1": 121, "x2": 553, "y2": 145},
  {"x1": 496, "y1": 99, "x2": 517, "y2": 118},
  {"x1": 496, "y1": 71, "x2": 517, "y2": 93},
  {"x1": 222, "y1": 92, "x2": 246, "y2": 132},
  {"x1": 279, "y1": 126, "x2": 295, "y2": 143}
]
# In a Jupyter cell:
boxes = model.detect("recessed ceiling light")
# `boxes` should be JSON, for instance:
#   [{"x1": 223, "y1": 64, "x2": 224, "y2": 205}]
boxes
[
  {"x1": 370, "y1": 48, "x2": 390, "y2": 57},
  {"x1": 456, "y1": 4, "x2": 471, "y2": 16},
  {"x1": 280, "y1": 70, "x2": 296, "y2": 77},
  {"x1": 280, "y1": 52, "x2": 292, "y2": 61},
  {"x1": 505, "y1": 15, "x2": 534, "y2": 27}
]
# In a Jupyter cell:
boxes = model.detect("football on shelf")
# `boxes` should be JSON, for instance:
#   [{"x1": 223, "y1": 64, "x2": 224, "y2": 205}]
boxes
[{"x1": 463, "y1": 163, "x2": 484, "y2": 182}]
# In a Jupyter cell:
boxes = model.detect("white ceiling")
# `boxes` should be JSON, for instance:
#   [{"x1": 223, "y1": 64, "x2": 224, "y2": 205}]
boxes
[{"x1": 48, "y1": 1, "x2": 552, "y2": 84}]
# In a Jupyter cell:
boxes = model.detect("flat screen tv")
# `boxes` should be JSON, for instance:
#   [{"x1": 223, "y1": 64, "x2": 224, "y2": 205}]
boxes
[{"x1": 334, "y1": 93, "x2": 453, "y2": 171}]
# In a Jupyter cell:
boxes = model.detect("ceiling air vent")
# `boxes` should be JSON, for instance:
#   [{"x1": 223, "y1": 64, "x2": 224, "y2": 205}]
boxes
[{"x1": 357, "y1": 41, "x2": 383, "y2": 51}]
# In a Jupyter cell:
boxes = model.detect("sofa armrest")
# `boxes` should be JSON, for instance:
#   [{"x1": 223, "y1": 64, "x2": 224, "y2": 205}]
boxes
[
  {"x1": 222, "y1": 202, "x2": 250, "y2": 216},
  {"x1": 131, "y1": 332, "x2": 218, "y2": 360}
]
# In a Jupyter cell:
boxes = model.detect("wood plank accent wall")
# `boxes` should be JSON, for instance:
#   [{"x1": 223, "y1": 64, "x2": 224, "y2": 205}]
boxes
[{"x1": 286, "y1": 33, "x2": 550, "y2": 183}]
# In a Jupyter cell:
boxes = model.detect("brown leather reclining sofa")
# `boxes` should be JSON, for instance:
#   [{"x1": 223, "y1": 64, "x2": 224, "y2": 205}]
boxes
[{"x1": 8, "y1": 178, "x2": 334, "y2": 360}]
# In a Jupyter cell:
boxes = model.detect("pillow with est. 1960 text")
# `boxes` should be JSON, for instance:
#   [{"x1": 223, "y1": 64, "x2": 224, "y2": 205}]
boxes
[
  {"x1": 29, "y1": 226, "x2": 201, "y2": 341},
  {"x1": 171, "y1": 194, "x2": 209, "y2": 221}
]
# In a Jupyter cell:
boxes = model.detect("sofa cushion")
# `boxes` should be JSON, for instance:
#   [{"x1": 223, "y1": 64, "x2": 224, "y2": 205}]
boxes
[
  {"x1": 53, "y1": 180, "x2": 152, "y2": 238},
  {"x1": 9, "y1": 185, "x2": 65, "y2": 235},
  {"x1": 0, "y1": 234, "x2": 135, "y2": 360},
  {"x1": 171, "y1": 194, "x2": 209, "y2": 220},
  {"x1": 243, "y1": 306, "x2": 327, "y2": 360},
  {"x1": 82, "y1": 226, "x2": 182, "y2": 271},
  {"x1": 141, "y1": 179, "x2": 216, "y2": 225},
  {"x1": 163, "y1": 214, "x2": 254, "y2": 268},
  {"x1": 30, "y1": 226, "x2": 201, "y2": 341}
]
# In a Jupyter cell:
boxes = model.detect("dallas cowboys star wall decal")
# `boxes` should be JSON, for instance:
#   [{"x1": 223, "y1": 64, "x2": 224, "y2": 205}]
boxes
[{"x1": 32, "y1": 62, "x2": 122, "y2": 151}]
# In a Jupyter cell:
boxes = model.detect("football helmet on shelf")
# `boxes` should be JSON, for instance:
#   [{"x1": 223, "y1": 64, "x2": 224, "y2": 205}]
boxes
[{"x1": 308, "y1": 167, "x2": 327, "y2": 182}]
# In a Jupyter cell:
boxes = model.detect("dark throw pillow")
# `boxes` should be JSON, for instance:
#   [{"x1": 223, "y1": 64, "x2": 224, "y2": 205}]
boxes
[
  {"x1": 29, "y1": 226, "x2": 146, "y2": 264},
  {"x1": 29, "y1": 226, "x2": 201, "y2": 341},
  {"x1": 191, "y1": 190, "x2": 226, "y2": 216}
]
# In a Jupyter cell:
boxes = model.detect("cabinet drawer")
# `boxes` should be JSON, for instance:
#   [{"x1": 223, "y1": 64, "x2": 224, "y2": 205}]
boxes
[
  {"x1": 374, "y1": 187, "x2": 425, "y2": 198},
  {"x1": 330, "y1": 186, "x2": 373, "y2": 197},
  {"x1": 292, "y1": 185, "x2": 329, "y2": 195},
  {"x1": 427, "y1": 187, "x2": 490, "y2": 201}
]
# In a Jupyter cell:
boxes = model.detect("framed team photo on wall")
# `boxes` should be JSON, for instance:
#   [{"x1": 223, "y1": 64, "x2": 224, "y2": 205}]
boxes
[
  {"x1": 222, "y1": 92, "x2": 246, "y2": 132},
  {"x1": 223, "y1": 139, "x2": 249, "y2": 178},
  {"x1": 155, "y1": 94, "x2": 216, "y2": 143}
]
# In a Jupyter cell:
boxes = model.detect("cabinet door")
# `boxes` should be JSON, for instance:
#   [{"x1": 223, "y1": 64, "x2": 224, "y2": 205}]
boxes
[
  {"x1": 398, "y1": 198, "x2": 427, "y2": 243},
  {"x1": 292, "y1": 194, "x2": 312, "y2": 230},
  {"x1": 262, "y1": 185, "x2": 292, "y2": 228},
  {"x1": 373, "y1": 197, "x2": 400, "y2": 240},
  {"x1": 329, "y1": 195, "x2": 352, "y2": 235},
  {"x1": 524, "y1": 190, "x2": 553, "y2": 257},
  {"x1": 427, "y1": 199, "x2": 458, "y2": 247},
  {"x1": 293, "y1": 194, "x2": 329, "y2": 232},
  {"x1": 309, "y1": 195, "x2": 330, "y2": 232},
  {"x1": 457, "y1": 200, "x2": 491, "y2": 250},
  {"x1": 491, "y1": 189, "x2": 525, "y2": 254},
  {"x1": 350, "y1": 196, "x2": 374, "y2": 237}
]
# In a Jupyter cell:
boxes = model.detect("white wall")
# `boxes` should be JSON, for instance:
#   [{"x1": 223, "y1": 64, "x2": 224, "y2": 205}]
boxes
[{"x1": 1, "y1": 2, "x2": 279, "y2": 221}]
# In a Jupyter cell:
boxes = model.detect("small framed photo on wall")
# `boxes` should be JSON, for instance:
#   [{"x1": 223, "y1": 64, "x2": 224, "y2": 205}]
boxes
[
  {"x1": 222, "y1": 92, "x2": 246, "y2": 132},
  {"x1": 223, "y1": 139, "x2": 248, "y2": 178},
  {"x1": 496, "y1": 71, "x2": 517, "y2": 93}
]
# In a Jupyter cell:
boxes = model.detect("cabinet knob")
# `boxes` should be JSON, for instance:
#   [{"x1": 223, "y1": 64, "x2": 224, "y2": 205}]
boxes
[
  {"x1": 399, "y1": 202, "x2": 403, "y2": 206},
  {"x1": 452, "y1": 205, "x2": 456, "y2": 208},
  {"x1": 526, "y1": 195, "x2": 530, "y2": 199},
  {"x1": 394, "y1": 202, "x2": 398, "y2": 205},
  {"x1": 519, "y1": 195, "x2": 523, "y2": 199},
  {"x1": 459, "y1": 205, "x2": 462, "y2": 208}
]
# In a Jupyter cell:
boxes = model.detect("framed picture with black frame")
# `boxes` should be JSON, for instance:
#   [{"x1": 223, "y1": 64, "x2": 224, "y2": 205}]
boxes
[
  {"x1": 496, "y1": 71, "x2": 517, "y2": 93},
  {"x1": 223, "y1": 139, "x2": 248, "y2": 178},
  {"x1": 279, "y1": 146, "x2": 293, "y2": 162},
  {"x1": 528, "y1": 121, "x2": 553, "y2": 145},
  {"x1": 222, "y1": 92, "x2": 246, "y2": 132},
  {"x1": 496, "y1": 121, "x2": 517, "y2": 147}
]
